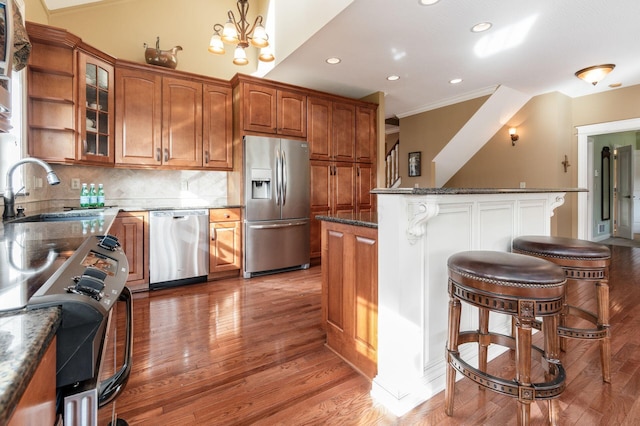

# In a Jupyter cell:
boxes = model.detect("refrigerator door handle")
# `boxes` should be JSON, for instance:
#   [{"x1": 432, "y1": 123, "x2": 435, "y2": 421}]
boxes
[
  {"x1": 281, "y1": 150, "x2": 287, "y2": 206},
  {"x1": 247, "y1": 221, "x2": 308, "y2": 230},
  {"x1": 275, "y1": 147, "x2": 281, "y2": 206}
]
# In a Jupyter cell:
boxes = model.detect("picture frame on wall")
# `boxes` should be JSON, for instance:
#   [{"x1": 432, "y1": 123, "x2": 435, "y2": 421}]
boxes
[{"x1": 408, "y1": 151, "x2": 421, "y2": 177}]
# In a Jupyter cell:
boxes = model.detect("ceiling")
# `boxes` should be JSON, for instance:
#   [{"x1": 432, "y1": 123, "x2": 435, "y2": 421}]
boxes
[{"x1": 42, "y1": 0, "x2": 640, "y2": 123}]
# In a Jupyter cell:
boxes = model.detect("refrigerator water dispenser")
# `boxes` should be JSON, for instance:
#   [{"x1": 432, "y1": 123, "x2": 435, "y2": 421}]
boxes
[{"x1": 251, "y1": 168, "x2": 271, "y2": 199}]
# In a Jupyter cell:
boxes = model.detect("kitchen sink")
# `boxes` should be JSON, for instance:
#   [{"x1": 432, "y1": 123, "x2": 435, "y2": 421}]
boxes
[{"x1": 5, "y1": 209, "x2": 105, "y2": 224}]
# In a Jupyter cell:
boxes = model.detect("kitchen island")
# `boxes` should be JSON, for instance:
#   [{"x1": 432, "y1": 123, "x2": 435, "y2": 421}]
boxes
[
  {"x1": 368, "y1": 187, "x2": 583, "y2": 416},
  {"x1": 317, "y1": 212, "x2": 378, "y2": 379}
]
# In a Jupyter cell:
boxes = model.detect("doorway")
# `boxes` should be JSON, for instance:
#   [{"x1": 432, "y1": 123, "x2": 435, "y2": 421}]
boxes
[{"x1": 577, "y1": 118, "x2": 640, "y2": 241}]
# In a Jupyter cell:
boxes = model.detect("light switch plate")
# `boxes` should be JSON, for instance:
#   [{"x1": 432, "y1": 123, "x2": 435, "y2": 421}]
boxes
[{"x1": 71, "y1": 178, "x2": 81, "y2": 190}]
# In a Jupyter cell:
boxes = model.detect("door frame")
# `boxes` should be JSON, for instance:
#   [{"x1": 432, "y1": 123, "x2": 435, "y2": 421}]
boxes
[{"x1": 577, "y1": 118, "x2": 640, "y2": 240}]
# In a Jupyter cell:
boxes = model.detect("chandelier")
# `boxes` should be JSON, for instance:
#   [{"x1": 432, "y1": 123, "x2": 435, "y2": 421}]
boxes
[{"x1": 208, "y1": 0, "x2": 275, "y2": 66}]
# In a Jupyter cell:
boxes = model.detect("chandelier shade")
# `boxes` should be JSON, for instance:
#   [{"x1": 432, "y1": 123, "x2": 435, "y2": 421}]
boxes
[
  {"x1": 209, "y1": 0, "x2": 274, "y2": 66},
  {"x1": 575, "y1": 64, "x2": 615, "y2": 86}
]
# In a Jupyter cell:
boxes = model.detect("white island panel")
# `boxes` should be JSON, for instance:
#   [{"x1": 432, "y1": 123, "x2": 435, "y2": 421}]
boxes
[{"x1": 371, "y1": 190, "x2": 567, "y2": 416}]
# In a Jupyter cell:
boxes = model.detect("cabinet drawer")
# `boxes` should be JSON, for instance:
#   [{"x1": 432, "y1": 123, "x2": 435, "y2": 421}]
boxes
[{"x1": 209, "y1": 208, "x2": 241, "y2": 222}]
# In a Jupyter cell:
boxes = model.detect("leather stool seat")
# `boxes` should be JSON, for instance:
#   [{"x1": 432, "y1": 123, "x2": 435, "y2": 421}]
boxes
[
  {"x1": 512, "y1": 235, "x2": 611, "y2": 383},
  {"x1": 445, "y1": 251, "x2": 567, "y2": 425}
]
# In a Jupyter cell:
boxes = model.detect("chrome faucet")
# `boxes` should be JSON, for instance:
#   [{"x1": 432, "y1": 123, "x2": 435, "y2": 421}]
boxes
[{"x1": 2, "y1": 158, "x2": 61, "y2": 221}]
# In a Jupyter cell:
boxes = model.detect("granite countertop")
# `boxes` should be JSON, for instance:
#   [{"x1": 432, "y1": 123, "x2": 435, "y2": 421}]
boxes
[
  {"x1": 371, "y1": 187, "x2": 587, "y2": 195},
  {"x1": 316, "y1": 212, "x2": 378, "y2": 228},
  {"x1": 0, "y1": 307, "x2": 61, "y2": 425}
]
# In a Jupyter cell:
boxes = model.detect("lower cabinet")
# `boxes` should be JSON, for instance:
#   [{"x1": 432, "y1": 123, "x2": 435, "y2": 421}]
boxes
[
  {"x1": 209, "y1": 208, "x2": 242, "y2": 277},
  {"x1": 321, "y1": 220, "x2": 378, "y2": 379},
  {"x1": 8, "y1": 336, "x2": 57, "y2": 426},
  {"x1": 110, "y1": 211, "x2": 149, "y2": 292}
]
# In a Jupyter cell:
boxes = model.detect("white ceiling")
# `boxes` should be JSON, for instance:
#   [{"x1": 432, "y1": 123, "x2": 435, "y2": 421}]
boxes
[{"x1": 43, "y1": 0, "x2": 640, "y2": 121}]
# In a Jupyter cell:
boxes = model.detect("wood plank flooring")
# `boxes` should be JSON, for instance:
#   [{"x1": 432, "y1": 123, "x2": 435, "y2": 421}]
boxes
[{"x1": 100, "y1": 245, "x2": 640, "y2": 425}]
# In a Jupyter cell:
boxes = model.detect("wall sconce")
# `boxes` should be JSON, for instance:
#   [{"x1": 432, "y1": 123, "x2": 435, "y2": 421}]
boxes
[{"x1": 509, "y1": 127, "x2": 519, "y2": 145}]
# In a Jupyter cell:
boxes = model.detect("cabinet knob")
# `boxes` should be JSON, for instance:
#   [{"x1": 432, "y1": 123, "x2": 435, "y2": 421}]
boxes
[{"x1": 225, "y1": 214, "x2": 230, "y2": 218}]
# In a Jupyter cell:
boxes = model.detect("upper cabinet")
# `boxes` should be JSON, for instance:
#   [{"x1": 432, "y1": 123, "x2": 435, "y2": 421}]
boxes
[
  {"x1": 114, "y1": 65, "x2": 162, "y2": 166},
  {"x1": 308, "y1": 96, "x2": 376, "y2": 164},
  {"x1": 78, "y1": 51, "x2": 115, "y2": 164},
  {"x1": 26, "y1": 22, "x2": 117, "y2": 165},
  {"x1": 356, "y1": 105, "x2": 376, "y2": 164},
  {"x1": 203, "y1": 84, "x2": 233, "y2": 169},
  {"x1": 115, "y1": 60, "x2": 232, "y2": 170},
  {"x1": 234, "y1": 76, "x2": 307, "y2": 139}
]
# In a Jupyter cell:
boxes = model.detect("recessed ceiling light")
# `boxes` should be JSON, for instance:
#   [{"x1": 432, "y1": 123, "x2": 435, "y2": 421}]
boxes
[
  {"x1": 387, "y1": 75, "x2": 400, "y2": 81},
  {"x1": 418, "y1": 0, "x2": 440, "y2": 5},
  {"x1": 449, "y1": 78, "x2": 463, "y2": 84},
  {"x1": 471, "y1": 22, "x2": 492, "y2": 33},
  {"x1": 326, "y1": 57, "x2": 341, "y2": 65}
]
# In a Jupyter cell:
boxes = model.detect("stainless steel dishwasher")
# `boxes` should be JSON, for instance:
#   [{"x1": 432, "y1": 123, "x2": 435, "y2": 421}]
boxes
[{"x1": 149, "y1": 209, "x2": 209, "y2": 289}]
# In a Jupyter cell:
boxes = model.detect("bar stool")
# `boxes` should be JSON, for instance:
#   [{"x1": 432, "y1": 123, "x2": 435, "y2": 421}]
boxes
[
  {"x1": 512, "y1": 235, "x2": 612, "y2": 383},
  {"x1": 445, "y1": 251, "x2": 567, "y2": 426}
]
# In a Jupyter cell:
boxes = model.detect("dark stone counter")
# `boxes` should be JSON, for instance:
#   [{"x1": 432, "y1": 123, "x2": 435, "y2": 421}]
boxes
[
  {"x1": 0, "y1": 307, "x2": 61, "y2": 425},
  {"x1": 371, "y1": 187, "x2": 587, "y2": 195},
  {"x1": 316, "y1": 212, "x2": 378, "y2": 228}
]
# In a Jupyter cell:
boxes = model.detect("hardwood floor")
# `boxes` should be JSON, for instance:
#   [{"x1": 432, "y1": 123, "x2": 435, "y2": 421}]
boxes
[{"x1": 101, "y1": 245, "x2": 640, "y2": 425}]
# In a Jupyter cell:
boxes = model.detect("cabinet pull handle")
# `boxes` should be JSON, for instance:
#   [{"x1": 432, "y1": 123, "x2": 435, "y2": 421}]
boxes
[
  {"x1": 164, "y1": 148, "x2": 169, "y2": 162},
  {"x1": 205, "y1": 150, "x2": 209, "y2": 164},
  {"x1": 211, "y1": 229, "x2": 216, "y2": 241},
  {"x1": 357, "y1": 166, "x2": 360, "y2": 176},
  {"x1": 156, "y1": 148, "x2": 161, "y2": 162}
]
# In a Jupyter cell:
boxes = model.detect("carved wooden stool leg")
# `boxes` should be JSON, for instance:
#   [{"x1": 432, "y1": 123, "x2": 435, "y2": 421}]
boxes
[
  {"x1": 543, "y1": 313, "x2": 561, "y2": 425},
  {"x1": 559, "y1": 285, "x2": 568, "y2": 352},
  {"x1": 515, "y1": 309, "x2": 533, "y2": 426},
  {"x1": 479, "y1": 307, "x2": 490, "y2": 376},
  {"x1": 597, "y1": 280, "x2": 611, "y2": 383},
  {"x1": 445, "y1": 296, "x2": 461, "y2": 416}
]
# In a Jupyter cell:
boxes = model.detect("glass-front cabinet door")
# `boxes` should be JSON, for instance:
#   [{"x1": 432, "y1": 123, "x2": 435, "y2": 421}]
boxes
[{"x1": 78, "y1": 52, "x2": 114, "y2": 164}]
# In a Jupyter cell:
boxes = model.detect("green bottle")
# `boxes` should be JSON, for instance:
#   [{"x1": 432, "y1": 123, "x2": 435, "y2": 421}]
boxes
[
  {"x1": 80, "y1": 183, "x2": 89, "y2": 208},
  {"x1": 97, "y1": 184, "x2": 105, "y2": 207},
  {"x1": 89, "y1": 183, "x2": 97, "y2": 207}
]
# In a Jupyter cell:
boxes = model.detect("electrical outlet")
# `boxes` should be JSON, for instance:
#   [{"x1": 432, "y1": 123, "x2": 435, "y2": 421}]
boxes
[
  {"x1": 520, "y1": 182, "x2": 526, "y2": 188},
  {"x1": 34, "y1": 177, "x2": 43, "y2": 188},
  {"x1": 71, "y1": 178, "x2": 81, "y2": 190}
]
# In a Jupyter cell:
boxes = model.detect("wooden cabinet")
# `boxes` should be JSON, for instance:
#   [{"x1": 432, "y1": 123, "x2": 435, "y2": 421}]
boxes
[
  {"x1": 203, "y1": 83, "x2": 233, "y2": 170},
  {"x1": 110, "y1": 211, "x2": 149, "y2": 292},
  {"x1": 8, "y1": 336, "x2": 57, "y2": 426},
  {"x1": 78, "y1": 51, "x2": 115, "y2": 164},
  {"x1": 26, "y1": 23, "x2": 79, "y2": 163},
  {"x1": 237, "y1": 79, "x2": 307, "y2": 138},
  {"x1": 308, "y1": 95, "x2": 377, "y2": 260},
  {"x1": 161, "y1": 76, "x2": 203, "y2": 167},
  {"x1": 321, "y1": 220, "x2": 377, "y2": 379},
  {"x1": 114, "y1": 66, "x2": 162, "y2": 166},
  {"x1": 115, "y1": 61, "x2": 232, "y2": 170},
  {"x1": 26, "y1": 22, "x2": 116, "y2": 165},
  {"x1": 209, "y1": 208, "x2": 241, "y2": 276},
  {"x1": 310, "y1": 160, "x2": 356, "y2": 258},
  {"x1": 356, "y1": 162, "x2": 376, "y2": 213},
  {"x1": 307, "y1": 97, "x2": 356, "y2": 162},
  {"x1": 356, "y1": 105, "x2": 376, "y2": 164}
]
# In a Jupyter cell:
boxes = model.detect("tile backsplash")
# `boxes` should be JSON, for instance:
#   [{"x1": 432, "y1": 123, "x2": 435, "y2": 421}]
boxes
[{"x1": 6, "y1": 164, "x2": 229, "y2": 210}]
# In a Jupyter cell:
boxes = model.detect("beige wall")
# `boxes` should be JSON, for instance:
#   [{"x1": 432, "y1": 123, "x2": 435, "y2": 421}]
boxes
[
  {"x1": 25, "y1": 0, "x2": 268, "y2": 81},
  {"x1": 399, "y1": 96, "x2": 489, "y2": 187}
]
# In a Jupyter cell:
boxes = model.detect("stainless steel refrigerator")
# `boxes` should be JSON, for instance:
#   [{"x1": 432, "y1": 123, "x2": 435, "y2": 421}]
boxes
[{"x1": 243, "y1": 135, "x2": 310, "y2": 278}]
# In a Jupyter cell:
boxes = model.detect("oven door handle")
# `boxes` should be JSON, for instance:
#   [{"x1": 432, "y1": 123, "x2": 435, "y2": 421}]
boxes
[{"x1": 98, "y1": 286, "x2": 133, "y2": 407}]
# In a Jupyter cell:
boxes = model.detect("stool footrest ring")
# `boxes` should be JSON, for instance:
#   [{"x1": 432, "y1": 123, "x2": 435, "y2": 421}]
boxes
[{"x1": 447, "y1": 332, "x2": 566, "y2": 401}]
